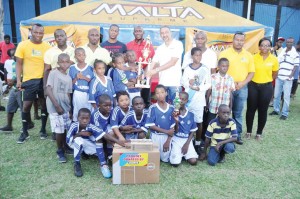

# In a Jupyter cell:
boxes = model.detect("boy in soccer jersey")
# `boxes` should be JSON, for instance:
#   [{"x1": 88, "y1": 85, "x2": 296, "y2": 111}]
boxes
[
  {"x1": 90, "y1": 94, "x2": 114, "y2": 177},
  {"x1": 46, "y1": 53, "x2": 72, "y2": 163},
  {"x1": 145, "y1": 84, "x2": 175, "y2": 162},
  {"x1": 68, "y1": 48, "x2": 94, "y2": 121},
  {"x1": 170, "y1": 92, "x2": 198, "y2": 166},
  {"x1": 67, "y1": 108, "x2": 126, "y2": 177},
  {"x1": 110, "y1": 91, "x2": 131, "y2": 141},
  {"x1": 88, "y1": 60, "x2": 115, "y2": 110},
  {"x1": 199, "y1": 104, "x2": 237, "y2": 166},
  {"x1": 120, "y1": 96, "x2": 148, "y2": 140}
]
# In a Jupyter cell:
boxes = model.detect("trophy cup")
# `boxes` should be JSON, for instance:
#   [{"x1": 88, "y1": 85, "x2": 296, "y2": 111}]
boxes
[
  {"x1": 135, "y1": 35, "x2": 152, "y2": 88},
  {"x1": 173, "y1": 87, "x2": 181, "y2": 114}
]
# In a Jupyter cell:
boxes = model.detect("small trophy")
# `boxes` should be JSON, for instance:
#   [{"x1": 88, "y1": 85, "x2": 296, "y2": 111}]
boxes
[
  {"x1": 173, "y1": 87, "x2": 181, "y2": 114},
  {"x1": 135, "y1": 35, "x2": 152, "y2": 88}
]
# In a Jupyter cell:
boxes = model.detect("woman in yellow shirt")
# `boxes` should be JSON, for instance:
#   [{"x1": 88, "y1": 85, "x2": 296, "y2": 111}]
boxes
[{"x1": 245, "y1": 38, "x2": 279, "y2": 141}]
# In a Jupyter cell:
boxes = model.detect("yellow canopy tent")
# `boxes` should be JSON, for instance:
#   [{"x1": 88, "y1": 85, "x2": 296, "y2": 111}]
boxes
[{"x1": 20, "y1": 0, "x2": 272, "y2": 53}]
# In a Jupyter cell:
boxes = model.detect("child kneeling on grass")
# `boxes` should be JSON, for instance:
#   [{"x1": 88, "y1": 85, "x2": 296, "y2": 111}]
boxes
[
  {"x1": 66, "y1": 108, "x2": 126, "y2": 177},
  {"x1": 199, "y1": 104, "x2": 237, "y2": 166},
  {"x1": 170, "y1": 92, "x2": 198, "y2": 166},
  {"x1": 120, "y1": 96, "x2": 148, "y2": 140}
]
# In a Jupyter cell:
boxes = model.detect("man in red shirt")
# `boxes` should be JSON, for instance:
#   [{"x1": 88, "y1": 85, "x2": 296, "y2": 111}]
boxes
[
  {"x1": 0, "y1": 35, "x2": 15, "y2": 81},
  {"x1": 126, "y1": 26, "x2": 155, "y2": 107}
]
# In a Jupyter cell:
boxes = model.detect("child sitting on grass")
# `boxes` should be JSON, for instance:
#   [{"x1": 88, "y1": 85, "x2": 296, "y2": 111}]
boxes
[
  {"x1": 120, "y1": 96, "x2": 148, "y2": 140},
  {"x1": 199, "y1": 104, "x2": 237, "y2": 166},
  {"x1": 170, "y1": 91, "x2": 198, "y2": 167},
  {"x1": 67, "y1": 108, "x2": 125, "y2": 177}
]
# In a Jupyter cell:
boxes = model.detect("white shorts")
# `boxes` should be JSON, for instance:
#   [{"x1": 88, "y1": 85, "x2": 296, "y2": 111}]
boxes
[
  {"x1": 69, "y1": 137, "x2": 97, "y2": 156},
  {"x1": 189, "y1": 106, "x2": 204, "y2": 123},
  {"x1": 151, "y1": 133, "x2": 172, "y2": 162},
  {"x1": 49, "y1": 112, "x2": 71, "y2": 134},
  {"x1": 73, "y1": 90, "x2": 91, "y2": 121},
  {"x1": 170, "y1": 136, "x2": 198, "y2": 164}
]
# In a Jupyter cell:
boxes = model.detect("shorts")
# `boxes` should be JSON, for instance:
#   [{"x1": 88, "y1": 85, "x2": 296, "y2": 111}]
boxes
[
  {"x1": 170, "y1": 136, "x2": 198, "y2": 164},
  {"x1": 7, "y1": 89, "x2": 22, "y2": 113},
  {"x1": 189, "y1": 106, "x2": 204, "y2": 123},
  {"x1": 69, "y1": 137, "x2": 97, "y2": 155},
  {"x1": 150, "y1": 133, "x2": 172, "y2": 162},
  {"x1": 49, "y1": 112, "x2": 71, "y2": 134},
  {"x1": 72, "y1": 90, "x2": 91, "y2": 121},
  {"x1": 21, "y1": 78, "x2": 44, "y2": 101}
]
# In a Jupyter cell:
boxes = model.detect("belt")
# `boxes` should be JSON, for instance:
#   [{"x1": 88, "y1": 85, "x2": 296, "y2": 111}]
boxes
[{"x1": 250, "y1": 81, "x2": 272, "y2": 86}]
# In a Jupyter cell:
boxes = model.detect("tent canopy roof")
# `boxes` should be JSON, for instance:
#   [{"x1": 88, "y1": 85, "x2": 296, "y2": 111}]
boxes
[{"x1": 21, "y1": 0, "x2": 265, "y2": 32}]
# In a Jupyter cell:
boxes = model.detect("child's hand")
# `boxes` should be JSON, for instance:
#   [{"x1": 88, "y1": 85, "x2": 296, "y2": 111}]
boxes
[
  {"x1": 181, "y1": 143, "x2": 189, "y2": 155},
  {"x1": 117, "y1": 139, "x2": 129, "y2": 147},
  {"x1": 199, "y1": 152, "x2": 206, "y2": 161},
  {"x1": 214, "y1": 143, "x2": 222, "y2": 153},
  {"x1": 163, "y1": 140, "x2": 170, "y2": 152},
  {"x1": 122, "y1": 125, "x2": 134, "y2": 131},
  {"x1": 172, "y1": 111, "x2": 179, "y2": 122},
  {"x1": 55, "y1": 105, "x2": 64, "y2": 115},
  {"x1": 166, "y1": 128, "x2": 174, "y2": 136},
  {"x1": 77, "y1": 72, "x2": 83, "y2": 79},
  {"x1": 79, "y1": 131, "x2": 92, "y2": 137}
]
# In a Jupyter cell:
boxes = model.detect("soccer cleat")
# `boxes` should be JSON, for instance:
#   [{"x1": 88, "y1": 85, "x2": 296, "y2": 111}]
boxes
[
  {"x1": 74, "y1": 161, "x2": 83, "y2": 177},
  {"x1": 40, "y1": 131, "x2": 48, "y2": 140},
  {"x1": 0, "y1": 126, "x2": 13, "y2": 132},
  {"x1": 100, "y1": 165, "x2": 112, "y2": 178},
  {"x1": 17, "y1": 132, "x2": 30, "y2": 144},
  {"x1": 57, "y1": 149, "x2": 67, "y2": 163}
]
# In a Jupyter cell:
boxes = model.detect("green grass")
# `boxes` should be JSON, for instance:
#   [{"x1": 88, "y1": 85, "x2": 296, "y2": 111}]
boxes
[{"x1": 1, "y1": 96, "x2": 300, "y2": 199}]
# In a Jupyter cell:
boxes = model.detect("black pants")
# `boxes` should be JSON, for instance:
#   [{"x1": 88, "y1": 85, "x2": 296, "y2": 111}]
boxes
[
  {"x1": 0, "y1": 63, "x2": 4, "y2": 81},
  {"x1": 291, "y1": 79, "x2": 298, "y2": 95},
  {"x1": 246, "y1": 81, "x2": 273, "y2": 135},
  {"x1": 141, "y1": 88, "x2": 150, "y2": 107}
]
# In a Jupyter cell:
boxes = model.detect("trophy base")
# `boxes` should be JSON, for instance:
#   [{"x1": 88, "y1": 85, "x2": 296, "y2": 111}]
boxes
[{"x1": 135, "y1": 83, "x2": 150, "y2": 88}]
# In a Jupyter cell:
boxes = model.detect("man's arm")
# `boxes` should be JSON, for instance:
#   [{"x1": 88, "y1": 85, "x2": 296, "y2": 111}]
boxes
[
  {"x1": 16, "y1": 57, "x2": 23, "y2": 89},
  {"x1": 43, "y1": 63, "x2": 51, "y2": 92},
  {"x1": 236, "y1": 72, "x2": 254, "y2": 90}
]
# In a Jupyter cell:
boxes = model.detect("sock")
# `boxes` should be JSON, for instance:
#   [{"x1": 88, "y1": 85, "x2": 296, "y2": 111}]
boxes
[
  {"x1": 96, "y1": 143, "x2": 106, "y2": 166},
  {"x1": 40, "y1": 109, "x2": 48, "y2": 132},
  {"x1": 21, "y1": 112, "x2": 30, "y2": 134},
  {"x1": 195, "y1": 141, "x2": 201, "y2": 146},
  {"x1": 73, "y1": 141, "x2": 83, "y2": 162},
  {"x1": 106, "y1": 143, "x2": 113, "y2": 157}
]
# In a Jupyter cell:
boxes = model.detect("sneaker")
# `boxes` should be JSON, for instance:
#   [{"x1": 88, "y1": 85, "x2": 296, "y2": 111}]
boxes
[
  {"x1": 19, "y1": 122, "x2": 35, "y2": 133},
  {"x1": 0, "y1": 126, "x2": 13, "y2": 132},
  {"x1": 269, "y1": 111, "x2": 279, "y2": 116},
  {"x1": 51, "y1": 133, "x2": 56, "y2": 141},
  {"x1": 279, "y1": 115, "x2": 287, "y2": 120},
  {"x1": 100, "y1": 165, "x2": 112, "y2": 178},
  {"x1": 74, "y1": 161, "x2": 83, "y2": 177},
  {"x1": 17, "y1": 132, "x2": 30, "y2": 144},
  {"x1": 218, "y1": 155, "x2": 226, "y2": 163},
  {"x1": 236, "y1": 138, "x2": 244, "y2": 145},
  {"x1": 56, "y1": 149, "x2": 67, "y2": 163},
  {"x1": 245, "y1": 133, "x2": 251, "y2": 140},
  {"x1": 40, "y1": 131, "x2": 48, "y2": 140}
]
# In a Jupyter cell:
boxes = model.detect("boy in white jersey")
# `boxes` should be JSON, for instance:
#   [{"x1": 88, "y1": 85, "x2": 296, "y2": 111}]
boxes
[
  {"x1": 120, "y1": 96, "x2": 148, "y2": 140},
  {"x1": 170, "y1": 92, "x2": 198, "y2": 166},
  {"x1": 146, "y1": 84, "x2": 175, "y2": 162}
]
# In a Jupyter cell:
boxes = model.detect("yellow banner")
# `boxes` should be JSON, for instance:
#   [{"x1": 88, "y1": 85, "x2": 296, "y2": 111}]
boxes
[
  {"x1": 185, "y1": 28, "x2": 265, "y2": 55},
  {"x1": 20, "y1": 25, "x2": 99, "y2": 47}
]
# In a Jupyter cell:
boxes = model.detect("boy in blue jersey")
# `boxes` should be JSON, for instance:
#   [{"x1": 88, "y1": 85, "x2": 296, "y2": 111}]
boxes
[
  {"x1": 66, "y1": 108, "x2": 125, "y2": 177},
  {"x1": 112, "y1": 53, "x2": 135, "y2": 93},
  {"x1": 88, "y1": 60, "x2": 116, "y2": 110},
  {"x1": 146, "y1": 84, "x2": 175, "y2": 162},
  {"x1": 125, "y1": 50, "x2": 140, "y2": 102},
  {"x1": 120, "y1": 96, "x2": 148, "y2": 140},
  {"x1": 90, "y1": 94, "x2": 114, "y2": 177},
  {"x1": 110, "y1": 91, "x2": 131, "y2": 141},
  {"x1": 199, "y1": 104, "x2": 238, "y2": 166},
  {"x1": 68, "y1": 48, "x2": 94, "y2": 121},
  {"x1": 170, "y1": 92, "x2": 198, "y2": 166}
]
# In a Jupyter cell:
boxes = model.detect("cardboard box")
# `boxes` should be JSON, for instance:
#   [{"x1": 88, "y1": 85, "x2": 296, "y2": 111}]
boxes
[{"x1": 112, "y1": 140, "x2": 160, "y2": 184}]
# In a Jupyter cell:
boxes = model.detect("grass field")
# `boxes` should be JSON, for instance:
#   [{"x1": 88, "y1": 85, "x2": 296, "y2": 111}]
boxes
[{"x1": 0, "y1": 96, "x2": 300, "y2": 199}]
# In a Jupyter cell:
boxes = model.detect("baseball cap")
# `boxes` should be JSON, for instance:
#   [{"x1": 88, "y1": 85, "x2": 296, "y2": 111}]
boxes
[{"x1": 277, "y1": 37, "x2": 285, "y2": 42}]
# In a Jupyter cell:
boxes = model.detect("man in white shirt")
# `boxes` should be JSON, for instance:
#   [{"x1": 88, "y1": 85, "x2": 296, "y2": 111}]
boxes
[
  {"x1": 182, "y1": 31, "x2": 217, "y2": 73},
  {"x1": 147, "y1": 26, "x2": 183, "y2": 103}
]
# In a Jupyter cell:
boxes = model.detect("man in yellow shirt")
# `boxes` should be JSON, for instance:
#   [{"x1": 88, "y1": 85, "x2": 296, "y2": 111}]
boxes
[
  {"x1": 219, "y1": 32, "x2": 255, "y2": 145},
  {"x1": 16, "y1": 23, "x2": 51, "y2": 144}
]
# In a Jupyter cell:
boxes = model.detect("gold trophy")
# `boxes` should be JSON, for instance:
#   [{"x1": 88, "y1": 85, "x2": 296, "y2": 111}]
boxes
[{"x1": 135, "y1": 35, "x2": 152, "y2": 88}]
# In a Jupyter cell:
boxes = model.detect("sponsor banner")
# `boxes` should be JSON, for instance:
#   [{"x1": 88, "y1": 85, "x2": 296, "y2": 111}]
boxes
[{"x1": 185, "y1": 28, "x2": 265, "y2": 55}]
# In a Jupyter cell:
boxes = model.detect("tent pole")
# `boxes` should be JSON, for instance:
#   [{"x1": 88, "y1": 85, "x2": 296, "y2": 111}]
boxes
[{"x1": 246, "y1": 0, "x2": 252, "y2": 20}]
